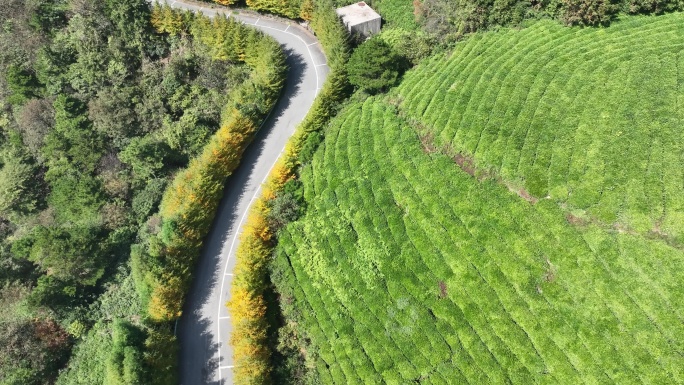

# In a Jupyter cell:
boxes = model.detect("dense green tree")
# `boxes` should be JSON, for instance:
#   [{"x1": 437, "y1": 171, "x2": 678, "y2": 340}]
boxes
[
  {"x1": 34, "y1": 35, "x2": 76, "y2": 96},
  {"x1": 28, "y1": 0, "x2": 68, "y2": 34},
  {"x1": 161, "y1": 107, "x2": 214, "y2": 158},
  {"x1": 14, "y1": 98, "x2": 54, "y2": 162},
  {"x1": 24, "y1": 225, "x2": 106, "y2": 286},
  {"x1": 88, "y1": 86, "x2": 140, "y2": 146},
  {"x1": 347, "y1": 37, "x2": 404, "y2": 94},
  {"x1": 24, "y1": 275, "x2": 80, "y2": 314},
  {"x1": 43, "y1": 95, "x2": 104, "y2": 175},
  {"x1": 5, "y1": 65, "x2": 41, "y2": 105},
  {"x1": 0, "y1": 318, "x2": 70, "y2": 385},
  {"x1": 0, "y1": 247, "x2": 36, "y2": 286},
  {"x1": 0, "y1": 146, "x2": 40, "y2": 218},
  {"x1": 104, "y1": 0, "x2": 152, "y2": 56},
  {"x1": 120, "y1": 136, "x2": 172, "y2": 183},
  {"x1": 48, "y1": 172, "x2": 104, "y2": 223}
]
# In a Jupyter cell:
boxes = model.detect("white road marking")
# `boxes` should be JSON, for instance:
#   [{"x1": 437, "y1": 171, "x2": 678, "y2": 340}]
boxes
[
  {"x1": 219, "y1": 316, "x2": 230, "y2": 319},
  {"x1": 248, "y1": 24, "x2": 322, "y2": 92},
  {"x1": 217, "y1": 131, "x2": 283, "y2": 382},
  {"x1": 156, "y1": 2, "x2": 327, "y2": 383}
]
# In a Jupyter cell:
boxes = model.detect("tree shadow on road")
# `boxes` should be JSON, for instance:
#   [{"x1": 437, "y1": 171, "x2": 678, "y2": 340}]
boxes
[{"x1": 177, "y1": 48, "x2": 307, "y2": 385}]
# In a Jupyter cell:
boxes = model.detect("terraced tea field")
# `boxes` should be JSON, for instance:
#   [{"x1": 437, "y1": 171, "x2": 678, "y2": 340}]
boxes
[
  {"x1": 396, "y1": 13, "x2": 684, "y2": 241},
  {"x1": 272, "y1": 14, "x2": 684, "y2": 384},
  {"x1": 274, "y1": 95, "x2": 684, "y2": 384}
]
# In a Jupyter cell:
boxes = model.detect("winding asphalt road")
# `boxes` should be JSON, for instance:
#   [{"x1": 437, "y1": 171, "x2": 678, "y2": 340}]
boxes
[{"x1": 152, "y1": 1, "x2": 329, "y2": 383}]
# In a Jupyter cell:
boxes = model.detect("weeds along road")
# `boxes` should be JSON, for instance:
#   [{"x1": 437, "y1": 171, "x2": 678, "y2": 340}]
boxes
[{"x1": 151, "y1": 1, "x2": 329, "y2": 383}]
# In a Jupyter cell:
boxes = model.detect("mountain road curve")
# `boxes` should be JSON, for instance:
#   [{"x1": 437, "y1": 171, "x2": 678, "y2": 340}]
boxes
[{"x1": 151, "y1": 1, "x2": 329, "y2": 383}]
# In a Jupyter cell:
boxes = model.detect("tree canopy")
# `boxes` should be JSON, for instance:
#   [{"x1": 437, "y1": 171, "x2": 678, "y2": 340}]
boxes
[{"x1": 346, "y1": 37, "x2": 404, "y2": 94}]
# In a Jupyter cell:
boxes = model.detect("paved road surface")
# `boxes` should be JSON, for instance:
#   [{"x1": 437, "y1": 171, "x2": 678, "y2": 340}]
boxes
[{"x1": 152, "y1": 1, "x2": 329, "y2": 383}]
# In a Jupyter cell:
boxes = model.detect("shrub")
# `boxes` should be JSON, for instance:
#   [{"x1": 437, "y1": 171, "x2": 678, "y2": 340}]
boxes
[
  {"x1": 297, "y1": 130, "x2": 323, "y2": 165},
  {"x1": 266, "y1": 192, "x2": 302, "y2": 233},
  {"x1": 246, "y1": 0, "x2": 302, "y2": 19},
  {"x1": 0, "y1": 318, "x2": 71, "y2": 385},
  {"x1": 131, "y1": 179, "x2": 167, "y2": 224},
  {"x1": 378, "y1": 27, "x2": 433, "y2": 65},
  {"x1": 143, "y1": 326, "x2": 178, "y2": 385},
  {"x1": 625, "y1": 0, "x2": 683, "y2": 13},
  {"x1": 105, "y1": 320, "x2": 146, "y2": 385},
  {"x1": 562, "y1": 0, "x2": 619, "y2": 25},
  {"x1": 347, "y1": 37, "x2": 404, "y2": 94}
]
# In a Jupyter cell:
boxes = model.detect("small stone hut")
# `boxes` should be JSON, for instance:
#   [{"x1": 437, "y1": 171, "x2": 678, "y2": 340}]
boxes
[{"x1": 335, "y1": 2, "x2": 381, "y2": 37}]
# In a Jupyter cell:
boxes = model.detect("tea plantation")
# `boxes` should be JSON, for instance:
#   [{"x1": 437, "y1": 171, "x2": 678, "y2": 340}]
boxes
[
  {"x1": 272, "y1": 14, "x2": 684, "y2": 384},
  {"x1": 397, "y1": 13, "x2": 684, "y2": 241}
]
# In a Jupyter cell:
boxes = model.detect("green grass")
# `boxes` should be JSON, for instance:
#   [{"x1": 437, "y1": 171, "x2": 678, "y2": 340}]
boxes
[
  {"x1": 395, "y1": 13, "x2": 684, "y2": 241},
  {"x1": 272, "y1": 16, "x2": 684, "y2": 380}
]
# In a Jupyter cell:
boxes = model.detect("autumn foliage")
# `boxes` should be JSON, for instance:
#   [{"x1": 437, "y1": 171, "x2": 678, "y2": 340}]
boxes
[
  {"x1": 149, "y1": 2, "x2": 350, "y2": 384},
  {"x1": 246, "y1": 0, "x2": 303, "y2": 19},
  {"x1": 226, "y1": 9, "x2": 351, "y2": 385},
  {"x1": 134, "y1": 5, "x2": 286, "y2": 323}
]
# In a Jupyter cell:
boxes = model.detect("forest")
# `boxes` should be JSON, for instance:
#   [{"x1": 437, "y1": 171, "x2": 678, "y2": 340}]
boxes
[{"x1": 0, "y1": 0, "x2": 284, "y2": 383}]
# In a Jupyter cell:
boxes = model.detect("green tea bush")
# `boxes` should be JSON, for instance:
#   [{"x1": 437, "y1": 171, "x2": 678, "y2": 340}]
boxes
[
  {"x1": 396, "y1": 13, "x2": 684, "y2": 240},
  {"x1": 274, "y1": 90, "x2": 684, "y2": 382}
]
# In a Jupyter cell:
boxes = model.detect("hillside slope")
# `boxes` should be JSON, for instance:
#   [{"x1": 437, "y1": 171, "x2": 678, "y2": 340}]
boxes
[
  {"x1": 396, "y1": 13, "x2": 684, "y2": 241},
  {"x1": 272, "y1": 14, "x2": 684, "y2": 384}
]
